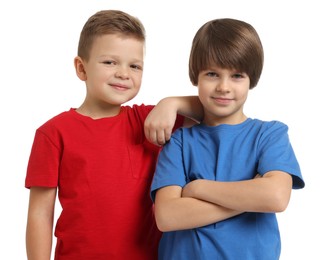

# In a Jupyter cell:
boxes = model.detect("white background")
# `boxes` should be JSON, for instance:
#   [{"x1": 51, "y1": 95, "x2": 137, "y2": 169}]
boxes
[{"x1": 1, "y1": 0, "x2": 331, "y2": 259}]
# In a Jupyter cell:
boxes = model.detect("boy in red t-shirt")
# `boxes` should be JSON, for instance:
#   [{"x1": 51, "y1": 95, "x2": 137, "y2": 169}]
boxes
[{"x1": 25, "y1": 10, "x2": 201, "y2": 260}]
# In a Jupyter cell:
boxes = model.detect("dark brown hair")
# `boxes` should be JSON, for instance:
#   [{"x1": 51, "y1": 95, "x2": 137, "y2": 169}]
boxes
[
  {"x1": 189, "y1": 18, "x2": 264, "y2": 89},
  {"x1": 77, "y1": 10, "x2": 146, "y2": 61}
]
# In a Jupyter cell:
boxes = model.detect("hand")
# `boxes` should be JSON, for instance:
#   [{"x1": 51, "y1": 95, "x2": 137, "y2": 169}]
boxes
[
  {"x1": 144, "y1": 96, "x2": 202, "y2": 146},
  {"x1": 144, "y1": 99, "x2": 177, "y2": 146}
]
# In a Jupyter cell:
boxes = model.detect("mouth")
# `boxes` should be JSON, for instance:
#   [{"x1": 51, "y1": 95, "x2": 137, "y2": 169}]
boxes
[
  {"x1": 110, "y1": 83, "x2": 130, "y2": 91},
  {"x1": 212, "y1": 97, "x2": 233, "y2": 105}
]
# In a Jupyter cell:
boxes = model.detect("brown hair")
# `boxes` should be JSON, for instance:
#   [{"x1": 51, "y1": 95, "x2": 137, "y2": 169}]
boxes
[
  {"x1": 189, "y1": 18, "x2": 264, "y2": 89},
  {"x1": 77, "y1": 10, "x2": 146, "y2": 61}
]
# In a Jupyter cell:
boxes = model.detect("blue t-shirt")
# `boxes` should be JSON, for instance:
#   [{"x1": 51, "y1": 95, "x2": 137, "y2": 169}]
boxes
[{"x1": 151, "y1": 118, "x2": 304, "y2": 260}]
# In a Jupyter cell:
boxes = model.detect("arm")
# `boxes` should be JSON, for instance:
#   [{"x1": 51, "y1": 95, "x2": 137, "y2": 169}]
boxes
[
  {"x1": 154, "y1": 185, "x2": 242, "y2": 232},
  {"x1": 26, "y1": 187, "x2": 57, "y2": 260},
  {"x1": 144, "y1": 96, "x2": 203, "y2": 146},
  {"x1": 182, "y1": 171, "x2": 292, "y2": 213}
]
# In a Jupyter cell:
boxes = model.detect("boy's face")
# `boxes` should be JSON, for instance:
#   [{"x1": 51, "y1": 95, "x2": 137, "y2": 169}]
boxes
[
  {"x1": 79, "y1": 34, "x2": 144, "y2": 115},
  {"x1": 197, "y1": 66, "x2": 250, "y2": 126}
]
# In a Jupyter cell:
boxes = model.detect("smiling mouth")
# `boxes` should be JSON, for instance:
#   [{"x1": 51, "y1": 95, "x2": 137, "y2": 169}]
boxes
[
  {"x1": 111, "y1": 84, "x2": 129, "y2": 91},
  {"x1": 213, "y1": 97, "x2": 232, "y2": 105}
]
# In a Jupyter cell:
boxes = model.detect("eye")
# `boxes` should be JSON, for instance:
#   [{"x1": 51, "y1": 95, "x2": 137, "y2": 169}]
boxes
[
  {"x1": 232, "y1": 72, "x2": 247, "y2": 79},
  {"x1": 130, "y1": 64, "x2": 143, "y2": 71},
  {"x1": 232, "y1": 73, "x2": 243, "y2": 79},
  {"x1": 102, "y1": 60, "x2": 115, "y2": 65},
  {"x1": 206, "y1": 71, "x2": 218, "y2": 77}
]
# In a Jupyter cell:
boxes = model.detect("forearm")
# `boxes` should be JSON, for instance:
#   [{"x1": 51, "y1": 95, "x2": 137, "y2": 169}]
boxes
[
  {"x1": 26, "y1": 187, "x2": 56, "y2": 260},
  {"x1": 155, "y1": 96, "x2": 203, "y2": 124},
  {"x1": 154, "y1": 186, "x2": 241, "y2": 232},
  {"x1": 184, "y1": 171, "x2": 292, "y2": 213},
  {"x1": 26, "y1": 215, "x2": 53, "y2": 260}
]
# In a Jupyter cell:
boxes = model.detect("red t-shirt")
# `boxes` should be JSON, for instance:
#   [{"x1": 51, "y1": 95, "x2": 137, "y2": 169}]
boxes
[{"x1": 25, "y1": 105, "x2": 184, "y2": 260}]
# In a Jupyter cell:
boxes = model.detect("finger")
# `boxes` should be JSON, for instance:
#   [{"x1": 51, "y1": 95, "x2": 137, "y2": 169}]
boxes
[
  {"x1": 164, "y1": 128, "x2": 172, "y2": 142},
  {"x1": 145, "y1": 128, "x2": 159, "y2": 146},
  {"x1": 156, "y1": 130, "x2": 166, "y2": 146}
]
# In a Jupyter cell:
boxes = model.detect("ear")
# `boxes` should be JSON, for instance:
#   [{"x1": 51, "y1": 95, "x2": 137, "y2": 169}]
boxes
[{"x1": 74, "y1": 56, "x2": 87, "y2": 81}]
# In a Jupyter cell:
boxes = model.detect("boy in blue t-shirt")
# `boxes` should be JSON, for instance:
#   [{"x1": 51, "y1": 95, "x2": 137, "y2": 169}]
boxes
[{"x1": 151, "y1": 18, "x2": 305, "y2": 260}]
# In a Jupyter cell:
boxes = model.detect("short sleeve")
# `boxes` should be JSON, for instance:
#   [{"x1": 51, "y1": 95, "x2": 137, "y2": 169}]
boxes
[
  {"x1": 25, "y1": 129, "x2": 61, "y2": 188},
  {"x1": 257, "y1": 121, "x2": 304, "y2": 189},
  {"x1": 150, "y1": 130, "x2": 187, "y2": 201}
]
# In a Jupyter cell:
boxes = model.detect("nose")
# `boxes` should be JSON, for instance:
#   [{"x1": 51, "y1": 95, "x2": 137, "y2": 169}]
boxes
[
  {"x1": 115, "y1": 66, "x2": 129, "y2": 79},
  {"x1": 216, "y1": 80, "x2": 230, "y2": 93}
]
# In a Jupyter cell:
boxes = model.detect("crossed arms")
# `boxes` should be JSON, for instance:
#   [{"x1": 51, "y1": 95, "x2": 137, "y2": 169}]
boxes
[{"x1": 154, "y1": 171, "x2": 292, "y2": 232}]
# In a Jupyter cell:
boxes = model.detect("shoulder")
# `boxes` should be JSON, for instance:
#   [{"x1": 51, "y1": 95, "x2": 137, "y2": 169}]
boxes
[
  {"x1": 249, "y1": 119, "x2": 289, "y2": 136},
  {"x1": 37, "y1": 110, "x2": 73, "y2": 130},
  {"x1": 124, "y1": 104, "x2": 154, "y2": 113},
  {"x1": 29, "y1": 110, "x2": 73, "y2": 149},
  {"x1": 251, "y1": 118, "x2": 287, "y2": 129},
  {"x1": 250, "y1": 119, "x2": 293, "y2": 155},
  {"x1": 168, "y1": 125, "x2": 198, "y2": 145},
  {"x1": 122, "y1": 104, "x2": 154, "y2": 120}
]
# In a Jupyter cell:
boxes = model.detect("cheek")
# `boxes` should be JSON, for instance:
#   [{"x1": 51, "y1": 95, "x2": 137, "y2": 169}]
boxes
[
  {"x1": 237, "y1": 90, "x2": 249, "y2": 103},
  {"x1": 92, "y1": 68, "x2": 111, "y2": 81},
  {"x1": 132, "y1": 74, "x2": 143, "y2": 89},
  {"x1": 134, "y1": 76, "x2": 142, "y2": 86},
  {"x1": 198, "y1": 88, "x2": 210, "y2": 107},
  {"x1": 197, "y1": 84, "x2": 205, "y2": 95},
  {"x1": 198, "y1": 86, "x2": 210, "y2": 99}
]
